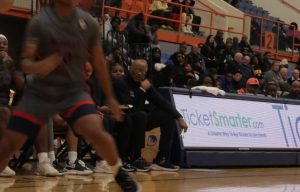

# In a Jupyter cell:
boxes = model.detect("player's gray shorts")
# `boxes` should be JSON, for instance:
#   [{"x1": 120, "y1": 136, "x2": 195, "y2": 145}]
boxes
[{"x1": 7, "y1": 89, "x2": 97, "y2": 137}]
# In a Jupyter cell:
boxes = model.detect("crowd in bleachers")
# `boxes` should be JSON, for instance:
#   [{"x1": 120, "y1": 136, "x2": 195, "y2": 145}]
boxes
[
  {"x1": 224, "y1": 0, "x2": 300, "y2": 53},
  {"x1": 103, "y1": 9, "x2": 300, "y2": 99}
]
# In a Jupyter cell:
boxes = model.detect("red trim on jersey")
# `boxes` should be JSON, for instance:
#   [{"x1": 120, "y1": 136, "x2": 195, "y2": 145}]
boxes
[
  {"x1": 12, "y1": 111, "x2": 44, "y2": 126},
  {"x1": 65, "y1": 100, "x2": 95, "y2": 118}
]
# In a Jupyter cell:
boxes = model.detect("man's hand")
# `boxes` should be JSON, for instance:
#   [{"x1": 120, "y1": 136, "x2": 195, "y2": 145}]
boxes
[
  {"x1": 106, "y1": 98, "x2": 124, "y2": 122},
  {"x1": 178, "y1": 117, "x2": 188, "y2": 133},
  {"x1": 0, "y1": 51, "x2": 14, "y2": 71},
  {"x1": 140, "y1": 79, "x2": 152, "y2": 91},
  {"x1": 0, "y1": 51, "x2": 8, "y2": 59}
]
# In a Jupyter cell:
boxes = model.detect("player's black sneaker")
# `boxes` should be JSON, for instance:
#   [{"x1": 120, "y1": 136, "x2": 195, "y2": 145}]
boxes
[{"x1": 115, "y1": 168, "x2": 141, "y2": 192}]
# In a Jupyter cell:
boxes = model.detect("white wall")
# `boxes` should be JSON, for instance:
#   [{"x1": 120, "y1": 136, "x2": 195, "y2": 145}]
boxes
[
  {"x1": 251, "y1": 0, "x2": 300, "y2": 25},
  {"x1": 284, "y1": 0, "x2": 300, "y2": 10},
  {"x1": 194, "y1": 0, "x2": 248, "y2": 39}
]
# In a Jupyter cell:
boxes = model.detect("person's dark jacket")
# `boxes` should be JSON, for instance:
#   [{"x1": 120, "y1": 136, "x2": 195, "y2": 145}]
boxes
[
  {"x1": 239, "y1": 41, "x2": 253, "y2": 56},
  {"x1": 112, "y1": 74, "x2": 182, "y2": 119},
  {"x1": 283, "y1": 92, "x2": 300, "y2": 100},
  {"x1": 125, "y1": 14, "x2": 149, "y2": 45}
]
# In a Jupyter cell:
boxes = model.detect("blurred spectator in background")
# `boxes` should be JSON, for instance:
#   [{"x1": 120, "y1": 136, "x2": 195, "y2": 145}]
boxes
[
  {"x1": 286, "y1": 22, "x2": 300, "y2": 52},
  {"x1": 169, "y1": 0, "x2": 181, "y2": 30},
  {"x1": 185, "y1": 44, "x2": 204, "y2": 74},
  {"x1": 238, "y1": 55, "x2": 253, "y2": 84},
  {"x1": 250, "y1": 19, "x2": 260, "y2": 46},
  {"x1": 240, "y1": 77, "x2": 260, "y2": 96},
  {"x1": 125, "y1": 13, "x2": 150, "y2": 53},
  {"x1": 227, "y1": 52, "x2": 243, "y2": 73},
  {"x1": 251, "y1": 53, "x2": 263, "y2": 80},
  {"x1": 230, "y1": 70, "x2": 244, "y2": 93},
  {"x1": 110, "y1": 62, "x2": 125, "y2": 79},
  {"x1": 287, "y1": 69, "x2": 300, "y2": 85},
  {"x1": 104, "y1": 16, "x2": 127, "y2": 55},
  {"x1": 264, "y1": 82, "x2": 279, "y2": 98},
  {"x1": 279, "y1": 67, "x2": 289, "y2": 83},
  {"x1": 232, "y1": 36, "x2": 240, "y2": 53},
  {"x1": 263, "y1": 61, "x2": 289, "y2": 93},
  {"x1": 214, "y1": 30, "x2": 225, "y2": 53},
  {"x1": 174, "y1": 63, "x2": 199, "y2": 88},
  {"x1": 189, "y1": 0, "x2": 202, "y2": 35},
  {"x1": 198, "y1": 74, "x2": 215, "y2": 87},
  {"x1": 149, "y1": 0, "x2": 173, "y2": 30},
  {"x1": 239, "y1": 35, "x2": 253, "y2": 56},
  {"x1": 261, "y1": 51, "x2": 272, "y2": 73},
  {"x1": 0, "y1": 34, "x2": 24, "y2": 131},
  {"x1": 220, "y1": 72, "x2": 233, "y2": 92},
  {"x1": 283, "y1": 80, "x2": 300, "y2": 100},
  {"x1": 151, "y1": 47, "x2": 169, "y2": 87},
  {"x1": 181, "y1": 0, "x2": 194, "y2": 34},
  {"x1": 272, "y1": 19, "x2": 287, "y2": 51},
  {"x1": 146, "y1": 22, "x2": 160, "y2": 49},
  {"x1": 201, "y1": 35, "x2": 217, "y2": 70},
  {"x1": 216, "y1": 37, "x2": 234, "y2": 75},
  {"x1": 168, "y1": 42, "x2": 188, "y2": 66}
]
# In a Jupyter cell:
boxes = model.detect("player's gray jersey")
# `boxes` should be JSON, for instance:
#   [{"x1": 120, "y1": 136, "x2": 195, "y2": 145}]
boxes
[{"x1": 24, "y1": 6, "x2": 99, "y2": 99}]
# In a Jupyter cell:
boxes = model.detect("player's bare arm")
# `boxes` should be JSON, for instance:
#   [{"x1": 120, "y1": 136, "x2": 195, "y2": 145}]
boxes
[
  {"x1": 90, "y1": 43, "x2": 123, "y2": 121},
  {"x1": 21, "y1": 42, "x2": 63, "y2": 76}
]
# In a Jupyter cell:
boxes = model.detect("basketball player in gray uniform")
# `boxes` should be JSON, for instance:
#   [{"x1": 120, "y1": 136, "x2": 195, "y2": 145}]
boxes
[{"x1": 0, "y1": 0, "x2": 140, "y2": 191}]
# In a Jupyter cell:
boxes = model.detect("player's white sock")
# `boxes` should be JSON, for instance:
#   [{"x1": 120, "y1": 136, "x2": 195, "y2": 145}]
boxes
[
  {"x1": 38, "y1": 152, "x2": 48, "y2": 163},
  {"x1": 48, "y1": 151, "x2": 55, "y2": 162},
  {"x1": 68, "y1": 151, "x2": 77, "y2": 164}
]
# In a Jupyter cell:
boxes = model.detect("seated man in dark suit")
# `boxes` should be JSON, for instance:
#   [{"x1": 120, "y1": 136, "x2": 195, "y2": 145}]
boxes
[{"x1": 113, "y1": 59, "x2": 188, "y2": 171}]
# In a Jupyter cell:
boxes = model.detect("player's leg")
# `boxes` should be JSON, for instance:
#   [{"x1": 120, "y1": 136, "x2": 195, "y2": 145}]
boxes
[
  {"x1": 0, "y1": 92, "x2": 52, "y2": 176},
  {"x1": 0, "y1": 106, "x2": 15, "y2": 176},
  {"x1": 64, "y1": 99, "x2": 140, "y2": 191},
  {"x1": 73, "y1": 114, "x2": 119, "y2": 166},
  {"x1": 0, "y1": 107, "x2": 10, "y2": 138},
  {"x1": 34, "y1": 123, "x2": 60, "y2": 176},
  {"x1": 64, "y1": 127, "x2": 92, "y2": 175},
  {"x1": 0, "y1": 129, "x2": 28, "y2": 174}
]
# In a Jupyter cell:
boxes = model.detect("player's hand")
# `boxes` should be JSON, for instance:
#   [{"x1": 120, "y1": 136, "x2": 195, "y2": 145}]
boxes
[
  {"x1": 38, "y1": 53, "x2": 63, "y2": 77},
  {"x1": 97, "y1": 105, "x2": 112, "y2": 114},
  {"x1": 178, "y1": 117, "x2": 188, "y2": 133},
  {"x1": 140, "y1": 79, "x2": 152, "y2": 91},
  {"x1": 106, "y1": 98, "x2": 124, "y2": 122},
  {"x1": 97, "y1": 111, "x2": 104, "y2": 121}
]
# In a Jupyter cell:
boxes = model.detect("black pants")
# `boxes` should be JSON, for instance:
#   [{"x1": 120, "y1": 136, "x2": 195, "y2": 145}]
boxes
[
  {"x1": 116, "y1": 108, "x2": 176, "y2": 161},
  {"x1": 192, "y1": 15, "x2": 201, "y2": 33},
  {"x1": 116, "y1": 111, "x2": 147, "y2": 160},
  {"x1": 147, "y1": 108, "x2": 176, "y2": 160}
]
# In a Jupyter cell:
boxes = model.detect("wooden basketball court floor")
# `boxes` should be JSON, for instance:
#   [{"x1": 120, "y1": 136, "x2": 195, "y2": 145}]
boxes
[{"x1": 1, "y1": 167, "x2": 300, "y2": 192}]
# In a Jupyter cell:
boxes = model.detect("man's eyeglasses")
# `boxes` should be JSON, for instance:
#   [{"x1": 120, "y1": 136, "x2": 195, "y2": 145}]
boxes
[{"x1": 131, "y1": 68, "x2": 147, "y2": 73}]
